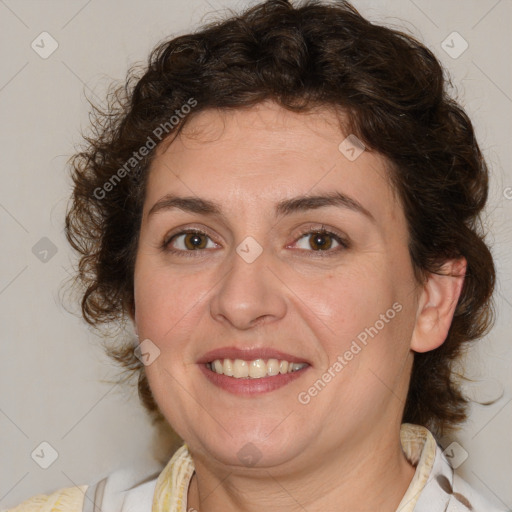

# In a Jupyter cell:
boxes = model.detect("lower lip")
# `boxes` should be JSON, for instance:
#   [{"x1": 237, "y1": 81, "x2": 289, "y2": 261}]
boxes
[{"x1": 199, "y1": 364, "x2": 309, "y2": 395}]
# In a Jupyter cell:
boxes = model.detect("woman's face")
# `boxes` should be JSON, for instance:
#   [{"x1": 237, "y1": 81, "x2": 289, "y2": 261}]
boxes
[{"x1": 133, "y1": 101, "x2": 422, "y2": 471}]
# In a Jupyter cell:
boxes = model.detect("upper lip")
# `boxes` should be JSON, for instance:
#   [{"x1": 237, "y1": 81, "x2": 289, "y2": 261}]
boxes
[{"x1": 197, "y1": 347, "x2": 309, "y2": 365}]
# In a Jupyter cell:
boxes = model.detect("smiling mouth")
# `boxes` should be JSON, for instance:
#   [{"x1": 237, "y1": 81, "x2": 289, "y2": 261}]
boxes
[{"x1": 207, "y1": 358, "x2": 308, "y2": 379}]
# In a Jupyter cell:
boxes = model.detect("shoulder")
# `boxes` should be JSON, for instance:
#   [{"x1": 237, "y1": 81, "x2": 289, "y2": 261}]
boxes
[
  {"x1": 84, "y1": 462, "x2": 162, "y2": 512},
  {"x1": 3, "y1": 457, "x2": 165, "y2": 512},
  {"x1": 400, "y1": 424, "x2": 508, "y2": 512},
  {"x1": 3, "y1": 485, "x2": 87, "y2": 512},
  {"x1": 449, "y1": 473, "x2": 509, "y2": 512},
  {"x1": 415, "y1": 440, "x2": 507, "y2": 511}
]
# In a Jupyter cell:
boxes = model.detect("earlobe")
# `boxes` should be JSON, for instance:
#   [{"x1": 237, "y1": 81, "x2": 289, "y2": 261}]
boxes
[{"x1": 410, "y1": 258, "x2": 467, "y2": 353}]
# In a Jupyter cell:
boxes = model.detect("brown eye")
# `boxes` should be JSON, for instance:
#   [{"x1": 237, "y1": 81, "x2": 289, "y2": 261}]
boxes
[
  {"x1": 166, "y1": 231, "x2": 216, "y2": 252},
  {"x1": 309, "y1": 232, "x2": 334, "y2": 251},
  {"x1": 295, "y1": 230, "x2": 345, "y2": 252},
  {"x1": 183, "y1": 233, "x2": 208, "y2": 250}
]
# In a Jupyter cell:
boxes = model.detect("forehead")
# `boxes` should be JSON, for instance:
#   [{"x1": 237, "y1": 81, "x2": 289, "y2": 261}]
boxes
[{"x1": 145, "y1": 101, "x2": 402, "y2": 226}]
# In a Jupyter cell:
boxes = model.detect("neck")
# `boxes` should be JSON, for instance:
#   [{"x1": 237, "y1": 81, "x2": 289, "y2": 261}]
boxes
[{"x1": 186, "y1": 426, "x2": 416, "y2": 512}]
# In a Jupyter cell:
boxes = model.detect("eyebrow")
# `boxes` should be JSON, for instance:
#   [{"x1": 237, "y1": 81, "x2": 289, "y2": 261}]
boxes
[{"x1": 147, "y1": 192, "x2": 375, "y2": 223}]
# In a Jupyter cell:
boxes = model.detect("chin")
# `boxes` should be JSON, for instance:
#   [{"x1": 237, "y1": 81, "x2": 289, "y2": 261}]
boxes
[{"x1": 190, "y1": 423, "x2": 309, "y2": 470}]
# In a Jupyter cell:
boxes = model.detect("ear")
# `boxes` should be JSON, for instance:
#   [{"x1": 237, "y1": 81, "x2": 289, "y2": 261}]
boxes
[{"x1": 410, "y1": 257, "x2": 467, "y2": 353}]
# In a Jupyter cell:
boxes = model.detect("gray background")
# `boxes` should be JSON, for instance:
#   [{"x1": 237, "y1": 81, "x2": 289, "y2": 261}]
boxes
[{"x1": 0, "y1": 0, "x2": 510, "y2": 509}]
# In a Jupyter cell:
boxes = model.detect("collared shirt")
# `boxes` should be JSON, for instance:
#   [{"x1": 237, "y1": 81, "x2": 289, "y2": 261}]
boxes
[{"x1": 5, "y1": 424, "x2": 507, "y2": 512}]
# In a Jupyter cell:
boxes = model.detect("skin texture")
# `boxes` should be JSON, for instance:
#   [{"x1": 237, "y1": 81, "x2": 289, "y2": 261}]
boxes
[{"x1": 131, "y1": 100, "x2": 466, "y2": 511}]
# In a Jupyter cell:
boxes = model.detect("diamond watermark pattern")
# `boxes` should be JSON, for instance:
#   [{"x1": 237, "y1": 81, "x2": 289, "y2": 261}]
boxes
[
  {"x1": 134, "y1": 338, "x2": 161, "y2": 366},
  {"x1": 31, "y1": 32, "x2": 59, "y2": 59},
  {"x1": 441, "y1": 32, "x2": 468, "y2": 59},
  {"x1": 237, "y1": 442, "x2": 262, "y2": 467},
  {"x1": 32, "y1": 237, "x2": 58, "y2": 263},
  {"x1": 236, "y1": 236, "x2": 263, "y2": 263},
  {"x1": 338, "y1": 134, "x2": 365, "y2": 161},
  {"x1": 443, "y1": 441, "x2": 469, "y2": 469},
  {"x1": 31, "y1": 441, "x2": 59, "y2": 469}
]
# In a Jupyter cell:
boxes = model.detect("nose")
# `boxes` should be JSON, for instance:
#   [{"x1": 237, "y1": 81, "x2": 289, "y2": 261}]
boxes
[{"x1": 209, "y1": 245, "x2": 287, "y2": 330}]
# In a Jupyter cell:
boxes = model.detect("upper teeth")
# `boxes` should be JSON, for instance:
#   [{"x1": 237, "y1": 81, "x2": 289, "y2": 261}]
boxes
[{"x1": 209, "y1": 359, "x2": 307, "y2": 379}]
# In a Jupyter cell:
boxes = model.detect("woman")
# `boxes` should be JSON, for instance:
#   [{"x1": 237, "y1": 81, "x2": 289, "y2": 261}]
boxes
[{"x1": 8, "y1": 0, "x2": 506, "y2": 510}]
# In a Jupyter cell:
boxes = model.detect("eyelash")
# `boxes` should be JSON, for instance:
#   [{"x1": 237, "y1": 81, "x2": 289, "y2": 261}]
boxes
[{"x1": 162, "y1": 225, "x2": 350, "y2": 257}]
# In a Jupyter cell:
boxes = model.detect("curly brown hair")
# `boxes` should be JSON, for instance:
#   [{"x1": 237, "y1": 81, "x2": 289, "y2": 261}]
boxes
[{"x1": 65, "y1": 0, "x2": 495, "y2": 437}]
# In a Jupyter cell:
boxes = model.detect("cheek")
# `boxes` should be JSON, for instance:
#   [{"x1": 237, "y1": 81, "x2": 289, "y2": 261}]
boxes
[
  {"x1": 292, "y1": 262, "x2": 413, "y2": 381},
  {"x1": 134, "y1": 261, "x2": 206, "y2": 341},
  {"x1": 293, "y1": 265, "x2": 398, "y2": 334}
]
